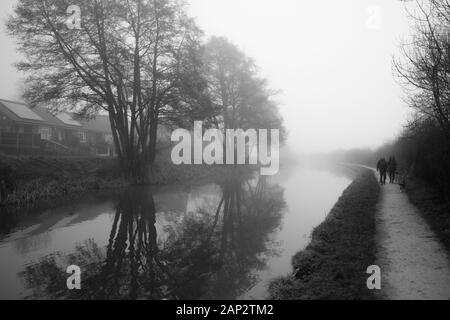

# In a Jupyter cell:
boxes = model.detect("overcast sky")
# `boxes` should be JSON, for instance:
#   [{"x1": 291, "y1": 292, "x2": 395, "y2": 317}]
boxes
[{"x1": 0, "y1": 0, "x2": 414, "y2": 153}]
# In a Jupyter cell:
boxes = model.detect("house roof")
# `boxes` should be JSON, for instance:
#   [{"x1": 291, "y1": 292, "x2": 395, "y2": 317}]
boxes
[
  {"x1": 0, "y1": 99, "x2": 44, "y2": 124},
  {"x1": 76, "y1": 115, "x2": 111, "y2": 134},
  {"x1": 31, "y1": 106, "x2": 70, "y2": 128},
  {"x1": 0, "y1": 98, "x2": 112, "y2": 134},
  {"x1": 55, "y1": 113, "x2": 83, "y2": 127}
]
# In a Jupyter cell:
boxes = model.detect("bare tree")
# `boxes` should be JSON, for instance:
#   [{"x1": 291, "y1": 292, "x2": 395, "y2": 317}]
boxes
[
  {"x1": 394, "y1": 0, "x2": 450, "y2": 132},
  {"x1": 393, "y1": 0, "x2": 450, "y2": 196},
  {"x1": 7, "y1": 0, "x2": 203, "y2": 182},
  {"x1": 202, "y1": 37, "x2": 283, "y2": 132}
]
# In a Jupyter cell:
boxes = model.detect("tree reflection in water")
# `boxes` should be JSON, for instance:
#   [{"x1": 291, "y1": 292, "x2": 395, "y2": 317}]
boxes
[{"x1": 20, "y1": 170, "x2": 286, "y2": 300}]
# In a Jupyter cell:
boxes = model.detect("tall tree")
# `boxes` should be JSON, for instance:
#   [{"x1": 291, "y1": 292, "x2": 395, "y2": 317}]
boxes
[
  {"x1": 7, "y1": 0, "x2": 203, "y2": 182},
  {"x1": 202, "y1": 37, "x2": 284, "y2": 132},
  {"x1": 202, "y1": 36, "x2": 285, "y2": 160}
]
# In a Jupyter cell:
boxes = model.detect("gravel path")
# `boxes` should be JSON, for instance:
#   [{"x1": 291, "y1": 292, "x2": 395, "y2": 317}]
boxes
[{"x1": 375, "y1": 180, "x2": 450, "y2": 300}]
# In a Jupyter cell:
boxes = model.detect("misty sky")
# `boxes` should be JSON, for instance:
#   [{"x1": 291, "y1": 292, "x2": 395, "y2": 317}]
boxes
[{"x1": 0, "y1": 0, "x2": 415, "y2": 153}]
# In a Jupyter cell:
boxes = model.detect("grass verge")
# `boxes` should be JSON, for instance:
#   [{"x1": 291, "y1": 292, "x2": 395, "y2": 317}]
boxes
[
  {"x1": 405, "y1": 176, "x2": 450, "y2": 254},
  {"x1": 0, "y1": 153, "x2": 241, "y2": 209},
  {"x1": 0, "y1": 156, "x2": 126, "y2": 208},
  {"x1": 269, "y1": 168, "x2": 380, "y2": 300}
]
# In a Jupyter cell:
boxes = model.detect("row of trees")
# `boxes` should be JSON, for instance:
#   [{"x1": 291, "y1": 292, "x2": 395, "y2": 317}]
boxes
[{"x1": 7, "y1": 0, "x2": 284, "y2": 182}]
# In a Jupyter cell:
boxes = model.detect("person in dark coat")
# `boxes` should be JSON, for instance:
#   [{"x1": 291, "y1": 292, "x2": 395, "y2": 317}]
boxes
[
  {"x1": 387, "y1": 156, "x2": 397, "y2": 183},
  {"x1": 376, "y1": 158, "x2": 388, "y2": 185}
]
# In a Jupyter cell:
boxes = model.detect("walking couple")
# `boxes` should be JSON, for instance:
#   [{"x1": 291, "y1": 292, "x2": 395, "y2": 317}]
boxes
[{"x1": 377, "y1": 156, "x2": 397, "y2": 185}]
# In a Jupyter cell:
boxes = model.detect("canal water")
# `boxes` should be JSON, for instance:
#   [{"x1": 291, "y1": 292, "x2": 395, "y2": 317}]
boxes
[{"x1": 0, "y1": 164, "x2": 352, "y2": 299}]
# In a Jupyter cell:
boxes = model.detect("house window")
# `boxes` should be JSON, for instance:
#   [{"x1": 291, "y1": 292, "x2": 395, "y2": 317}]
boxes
[
  {"x1": 105, "y1": 133, "x2": 113, "y2": 143},
  {"x1": 40, "y1": 127, "x2": 51, "y2": 140},
  {"x1": 78, "y1": 131, "x2": 87, "y2": 143}
]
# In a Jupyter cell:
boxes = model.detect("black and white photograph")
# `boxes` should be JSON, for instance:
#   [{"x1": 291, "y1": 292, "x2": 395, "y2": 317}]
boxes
[{"x1": 0, "y1": 0, "x2": 450, "y2": 307}]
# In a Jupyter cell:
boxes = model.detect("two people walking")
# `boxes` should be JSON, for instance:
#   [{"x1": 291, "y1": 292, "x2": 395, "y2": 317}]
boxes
[{"x1": 377, "y1": 156, "x2": 397, "y2": 185}]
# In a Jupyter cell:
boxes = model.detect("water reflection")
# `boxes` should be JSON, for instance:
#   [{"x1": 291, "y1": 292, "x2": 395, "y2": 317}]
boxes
[{"x1": 19, "y1": 170, "x2": 286, "y2": 300}]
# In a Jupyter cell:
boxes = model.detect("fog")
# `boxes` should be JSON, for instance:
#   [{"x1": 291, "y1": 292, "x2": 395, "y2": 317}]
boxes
[
  {"x1": 0, "y1": 0, "x2": 414, "y2": 153},
  {"x1": 188, "y1": 0, "x2": 416, "y2": 154}
]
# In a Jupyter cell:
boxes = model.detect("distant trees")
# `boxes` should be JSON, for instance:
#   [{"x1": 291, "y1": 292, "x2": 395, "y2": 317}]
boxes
[
  {"x1": 202, "y1": 37, "x2": 284, "y2": 135},
  {"x1": 169, "y1": 36, "x2": 285, "y2": 142},
  {"x1": 7, "y1": 1, "x2": 284, "y2": 183},
  {"x1": 199, "y1": 37, "x2": 285, "y2": 164}
]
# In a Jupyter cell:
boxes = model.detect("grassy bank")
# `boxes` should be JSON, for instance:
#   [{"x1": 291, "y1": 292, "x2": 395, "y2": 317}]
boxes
[
  {"x1": 269, "y1": 168, "x2": 380, "y2": 300},
  {"x1": 0, "y1": 153, "x2": 238, "y2": 209},
  {"x1": 0, "y1": 155, "x2": 126, "y2": 208},
  {"x1": 405, "y1": 176, "x2": 450, "y2": 254}
]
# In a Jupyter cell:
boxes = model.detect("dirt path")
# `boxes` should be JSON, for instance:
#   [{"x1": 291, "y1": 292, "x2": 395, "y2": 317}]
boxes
[{"x1": 375, "y1": 179, "x2": 450, "y2": 300}]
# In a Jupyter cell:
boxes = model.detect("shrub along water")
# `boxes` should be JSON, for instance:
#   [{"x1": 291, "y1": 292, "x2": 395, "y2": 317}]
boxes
[
  {"x1": 0, "y1": 153, "x2": 254, "y2": 209},
  {"x1": 0, "y1": 155, "x2": 126, "y2": 208}
]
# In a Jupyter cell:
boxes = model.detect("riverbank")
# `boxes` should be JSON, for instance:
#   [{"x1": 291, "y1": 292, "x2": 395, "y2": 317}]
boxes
[
  {"x1": 0, "y1": 155, "x2": 123, "y2": 208},
  {"x1": 269, "y1": 168, "x2": 380, "y2": 300},
  {"x1": 0, "y1": 154, "x2": 237, "y2": 210},
  {"x1": 405, "y1": 176, "x2": 450, "y2": 255}
]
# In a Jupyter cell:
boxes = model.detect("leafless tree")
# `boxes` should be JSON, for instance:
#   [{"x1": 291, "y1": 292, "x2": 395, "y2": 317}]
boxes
[
  {"x1": 7, "y1": 0, "x2": 203, "y2": 181},
  {"x1": 394, "y1": 0, "x2": 450, "y2": 132}
]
